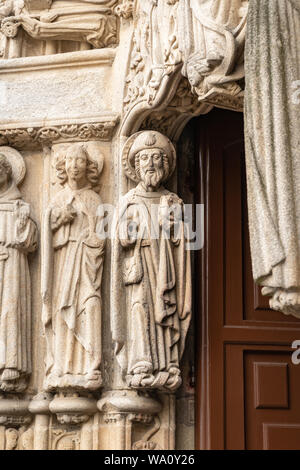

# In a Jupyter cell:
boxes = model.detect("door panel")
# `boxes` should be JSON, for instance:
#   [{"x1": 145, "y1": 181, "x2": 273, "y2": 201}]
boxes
[{"x1": 195, "y1": 108, "x2": 300, "y2": 450}]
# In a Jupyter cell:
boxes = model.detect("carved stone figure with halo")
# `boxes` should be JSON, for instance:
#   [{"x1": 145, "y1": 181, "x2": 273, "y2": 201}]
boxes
[
  {"x1": 0, "y1": 146, "x2": 37, "y2": 393},
  {"x1": 111, "y1": 131, "x2": 192, "y2": 392},
  {"x1": 42, "y1": 142, "x2": 105, "y2": 392}
]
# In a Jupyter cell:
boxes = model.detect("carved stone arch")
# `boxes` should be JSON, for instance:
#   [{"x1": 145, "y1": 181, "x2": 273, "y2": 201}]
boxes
[{"x1": 119, "y1": 0, "x2": 246, "y2": 142}]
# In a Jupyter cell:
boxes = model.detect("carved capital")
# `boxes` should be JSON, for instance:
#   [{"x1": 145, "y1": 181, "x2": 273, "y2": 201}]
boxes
[{"x1": 0, "y1": 116, "x2": 119, "y2": 149}]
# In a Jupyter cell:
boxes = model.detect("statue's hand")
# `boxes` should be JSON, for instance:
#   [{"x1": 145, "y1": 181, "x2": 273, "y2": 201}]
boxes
[
  {"x1": 159, "y1": 195, "x2": 183, "y2": 231},
  {"x1": 16, "y1": 201, "x2": 30, "y2": 231},
  {"x1": 1, "y1": 15, "x2": 21, "y2": 38},
  {"x1": 51, "y1": 204, "x2": 76, "y2": 231},
  {"x1": 63, "y1": 203, "x2": 77, "y2": 223},
  {"x1": 119, "y1": 207, "x2": 141, "y2": 247}
]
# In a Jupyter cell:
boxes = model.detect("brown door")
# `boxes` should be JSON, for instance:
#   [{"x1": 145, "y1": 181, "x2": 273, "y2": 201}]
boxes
[{"x1": 195, "y1": 108, "x2": 300, "y2": 450}]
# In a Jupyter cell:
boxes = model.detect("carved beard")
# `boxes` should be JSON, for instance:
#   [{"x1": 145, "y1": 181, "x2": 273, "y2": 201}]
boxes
[{"x1": 141, "y1": 167, "x2": 164, "y2": 189}]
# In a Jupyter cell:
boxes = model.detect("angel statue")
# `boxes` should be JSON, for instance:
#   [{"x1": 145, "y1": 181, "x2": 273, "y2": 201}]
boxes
[{"x1": 42, "y1": 142, "x2": 105, "y2": 392}]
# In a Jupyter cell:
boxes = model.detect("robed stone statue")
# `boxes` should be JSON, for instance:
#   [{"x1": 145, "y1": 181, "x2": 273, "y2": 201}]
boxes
[
  {"x1": 0, "y1": 147, "x2": 37, "y2": 392},
  {"x1": 42, "y1": 143, "x2": 105, "y2": 392},
  {"x1": 111, "y1": 131, "x2": 192, "y2": 392}
]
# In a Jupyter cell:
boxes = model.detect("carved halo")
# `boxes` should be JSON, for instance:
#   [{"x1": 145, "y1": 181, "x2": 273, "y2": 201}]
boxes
[
  {"x1": 84, "y1": 141, "x2": 104, "y2": 175},
  {"x1": 122, "y1": 131, "x2": 176, "y2": 183},
  {"x1": 0, "y1": 146, "x2": 26, "y2": 186}
]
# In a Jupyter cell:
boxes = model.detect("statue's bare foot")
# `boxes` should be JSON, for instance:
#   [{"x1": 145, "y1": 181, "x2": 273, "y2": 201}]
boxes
[{"x1": 1, "y1": 368, "x2": 20, "y2": 381}]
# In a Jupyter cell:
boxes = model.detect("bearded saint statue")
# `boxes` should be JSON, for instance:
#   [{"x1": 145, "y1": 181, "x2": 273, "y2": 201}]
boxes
[
  {"x1": 111, "y1": 131, "x2": 192, "y2": 392},
  {"x1": 42, "y1": 143, "x2": 105, "y2": 392},
  {"x1": 0, "y1": 147, "x2": 37, "y2": 393}
]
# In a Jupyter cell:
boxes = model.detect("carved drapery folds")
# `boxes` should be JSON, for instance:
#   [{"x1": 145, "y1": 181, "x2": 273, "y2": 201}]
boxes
[
  {"x1": 42, "y1": 142, "x2": 105, "y2": 392},
  {"x1": 0, "y1": 0, "x2": 121, "y2": 58},
  {"x1": 0, "y1": 146, "x2": 37, "y2": 393},
  {"x1": 121, "y1": 0, "x2": 247, "y2": 139},
  {"x1": 179, "y1": 0, "x2": 247, "y2": 110},
  {"x1": 111, "y1": 131, "x2": 192, "y2": 391},
  {"x1": 244, "y1": 0, "x2": 300, "y2": 318},
  {"x1": 123, "y1": 0, "x2": 182, "y2": 112}
]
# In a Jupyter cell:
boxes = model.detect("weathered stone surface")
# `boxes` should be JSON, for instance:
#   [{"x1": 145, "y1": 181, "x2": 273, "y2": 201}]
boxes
[
  {"x1": 111, "y1": 131, "x2": 192, "y2": 392},
  {"x1": 244, "y1": 0, "x2": 300, "y2": 317},
  {"x1": 0, "y1": 147, "x2": 37, "y2": 393},
  {"x1": 0, "y1": 0, "x2": 296, "y2": 451},
  {"x1": 42, "y1": 142, "x2": 105, "y2": 392}
]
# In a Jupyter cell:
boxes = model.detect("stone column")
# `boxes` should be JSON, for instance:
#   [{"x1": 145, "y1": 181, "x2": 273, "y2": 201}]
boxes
[
  {"x1": 98, "y1": 391, "x2": 162, "y2": 450},
  {"x1": 28, "y1": 393, "x2": 52, "y2": 450}
]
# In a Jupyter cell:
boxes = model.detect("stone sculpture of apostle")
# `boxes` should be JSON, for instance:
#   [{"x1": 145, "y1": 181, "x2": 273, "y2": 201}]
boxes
[
  {"x1": 111, "y1": 131, "x2": 192, "y2": 392},
  {"x1": 0, "y1": 147, "x2": 37, "y2": 392},
  {"x1": 42, "y1": 142, "x2": 105, "y2": 392}
]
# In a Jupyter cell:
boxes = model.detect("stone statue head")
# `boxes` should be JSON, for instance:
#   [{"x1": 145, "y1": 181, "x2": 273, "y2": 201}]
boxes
[
  {"x1": 123, "y1": 131, "x2": 176, "y2": 186},
  {"x1": 135, "y1": 144, "x2": 167, "y2": 189},
  {"x1": 55, "y1": 143, "x2": 100, "y2": 189},
  {"x1": 0, "y1": 153, "x2": 13, "y2": 191}
]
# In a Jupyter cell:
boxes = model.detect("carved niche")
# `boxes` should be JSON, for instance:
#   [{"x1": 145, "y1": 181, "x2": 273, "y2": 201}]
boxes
[
  {"x1": 0, "y1": 146, "x2": 37, "y2": 393},
  {"x1": 41, "y1": 142, "x2": 106, "y2": 392},
  {"x1": 111, "y1": 131, "x2": 192, "y2": 391}
]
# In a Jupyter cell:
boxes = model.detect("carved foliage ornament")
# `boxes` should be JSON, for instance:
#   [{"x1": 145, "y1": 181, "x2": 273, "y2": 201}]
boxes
[
  {"x1": 0, "y1": 119, "x2": 119, "y2": 149},
  {"x1": 122, "y1": 0, "x2": 246, "y2": 139},
  {"x1": 123, "y1": 0, "x2": 182, "y2": 113}
]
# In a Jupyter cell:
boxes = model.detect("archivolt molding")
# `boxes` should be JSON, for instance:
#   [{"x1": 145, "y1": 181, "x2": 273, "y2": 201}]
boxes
[{"x1": 121, "y1": 0, "x2": 247, "y2": 139}]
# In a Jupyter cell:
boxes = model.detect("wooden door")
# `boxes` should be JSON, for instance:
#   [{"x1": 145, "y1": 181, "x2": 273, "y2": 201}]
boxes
[{"x1": 195, "y1": 108, "x2": 300, "y2": 450}]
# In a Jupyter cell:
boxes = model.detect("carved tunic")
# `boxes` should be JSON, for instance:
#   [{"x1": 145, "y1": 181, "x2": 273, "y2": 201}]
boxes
[
  {"x1": 17, "y1": 0, "x2": 118, "y2": 48},
  {"x1": 42, "y1": 184, "x2": 105, "y2": 391},
  {"x1": 111, "y1": 184, "x2": 191, "y2": 391},
  {"x1": 179, "y1": 0, "x2": 247, "y2": 99},
  {"x1": 0, "y1": 183, "x2": 37, "y2": 391}
]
